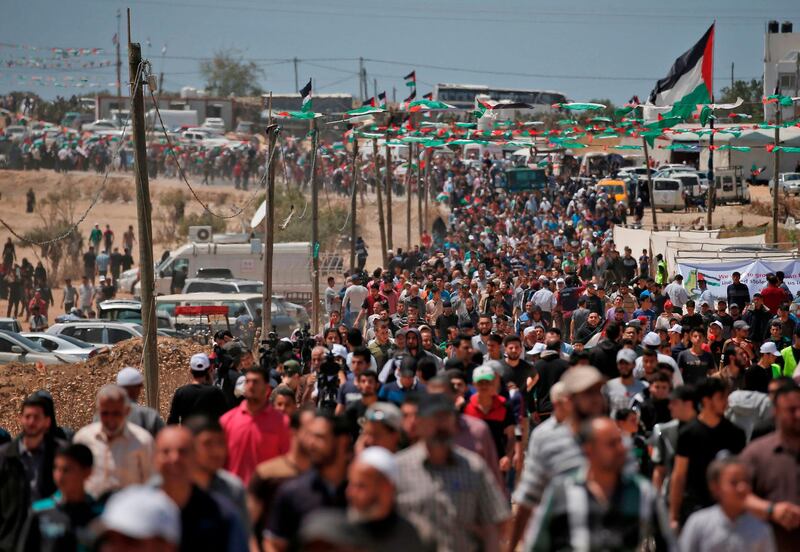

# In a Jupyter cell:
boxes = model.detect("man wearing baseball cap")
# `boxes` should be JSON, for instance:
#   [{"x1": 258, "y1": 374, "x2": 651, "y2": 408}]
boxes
[
  {"x1": 748, "y1": 342, "x2": 781, "y2": 393},
  {"x1": 113, "y1": 367, "x2": 164, "y2": 437},
  {"x1": 97, "y1": 485, "x2": 181, "y2": 551},
  {"x1": 510, "y1": 366, "x2": 607, "y2": 550},
  {"x1": 463, "y1": 366, "x2": 516, "y2": 471},
  {"x1": 167, "y1": 353, "x2": 228, "y2": 425}
]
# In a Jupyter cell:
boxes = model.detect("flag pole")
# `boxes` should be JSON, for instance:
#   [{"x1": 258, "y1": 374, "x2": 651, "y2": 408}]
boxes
[
  {"x1": 642, "y1": 136, "x2": 658, "y2": 229},
  {"x1": 706, "y1": 20, "x2": 716, "y2": 229}
]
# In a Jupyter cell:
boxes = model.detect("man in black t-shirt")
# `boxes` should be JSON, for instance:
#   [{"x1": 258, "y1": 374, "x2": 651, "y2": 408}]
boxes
[
  {"x1": 677, "y1": 327, "x2": 716, "y2": 384},
  {"x1": 669, "y1": 377, "x2": 745, "y2": 527},
  {"x1": 168, "y1": 353, "x2": 229, "y2": 424},
  {"x1": 82, "y1": 246, "x2": 96, "y2": 282}
]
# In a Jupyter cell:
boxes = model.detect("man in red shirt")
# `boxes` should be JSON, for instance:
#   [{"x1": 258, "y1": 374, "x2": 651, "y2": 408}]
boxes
[
  {"x1": 220, "y1": 366, "x2": 291, "y2": 484},
  {"x1": 761, "y1": 274, "x2": 787, "y2": 315},
  {"x1": 462, "y1": 365, "x2": 516, "y2": 474}
]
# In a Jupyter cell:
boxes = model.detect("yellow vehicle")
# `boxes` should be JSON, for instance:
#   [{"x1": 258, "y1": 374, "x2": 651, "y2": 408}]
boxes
[{"x1": 596, "y1": 179, "x2": 628, "y2": 204}]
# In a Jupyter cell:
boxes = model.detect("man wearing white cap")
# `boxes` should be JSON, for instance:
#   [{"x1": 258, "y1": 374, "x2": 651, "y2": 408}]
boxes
[
  {"x1": 633, "y1": 331, "x2": 682, "y2": 387},
  {"x1": 748, "y1": 342, "x2": 782, "y2": 393},
  {"x1": 167, "y1": 353, "x2": 229, "y2": 425},
  {"x1": 98, "y1": 485, "x2": 181, "y2": 551},
  {"x1": 510, "y1": 366, "x2": 607, "y2": 551},
  {"x1": 114, "y1": 367, "x2": 164, "y2": 437},
  {"x1": 345, "y1": 447, "x2": 427, "y2": 550}
]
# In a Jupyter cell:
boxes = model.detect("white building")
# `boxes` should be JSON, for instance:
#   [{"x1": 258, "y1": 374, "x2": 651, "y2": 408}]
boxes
[{"x1": 764, "y1": 20, "x2": 800, "y2": 121}]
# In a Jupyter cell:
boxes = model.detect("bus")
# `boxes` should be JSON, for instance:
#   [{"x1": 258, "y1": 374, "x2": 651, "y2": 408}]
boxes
[{"x1": 433, "y1": 83, "x2": 567, "y2": 111}]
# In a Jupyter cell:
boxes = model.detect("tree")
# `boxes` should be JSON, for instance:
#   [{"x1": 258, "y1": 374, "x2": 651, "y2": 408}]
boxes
[
  {"x1": 717, "y1": 78, "x2": 763, "y2": 121},
  {"x1": 200, "y1": 50, "x2": 264, "y2": 97}
]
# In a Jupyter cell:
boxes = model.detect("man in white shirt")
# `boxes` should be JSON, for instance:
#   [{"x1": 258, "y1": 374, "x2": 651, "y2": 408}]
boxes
[
  {"x1": 341, "y1": 274, "x2": 369, "y2": 329},
  {"x1": 77, "y1": 276, "x2": 95, "y2": 314},
  {"x1": 532, "y1": 279, "x2": 557, "y2": 325},
  {"x1": 73, "y1": 384, "x2": 154, "y2": 498},
  {"x1": 664, "y1": 275, "x2": 690, "y2": 312}
]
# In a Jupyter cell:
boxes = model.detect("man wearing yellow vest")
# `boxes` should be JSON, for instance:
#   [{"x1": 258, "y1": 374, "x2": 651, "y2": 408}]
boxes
[
  {"x1": 655, "y1": 254, "x2": 668, "y2": 286},
  {"x1": 778, "y1": 326, "x2": 800, "y2": 379}
]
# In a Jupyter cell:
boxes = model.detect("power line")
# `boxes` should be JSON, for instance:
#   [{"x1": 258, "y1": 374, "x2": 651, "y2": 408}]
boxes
[
  {"x1": 0, "y1": 62, "x2": 143, "y2": 245},
  {"x1": 148, "y1": 88, "x2": 277, "y2": 220}
]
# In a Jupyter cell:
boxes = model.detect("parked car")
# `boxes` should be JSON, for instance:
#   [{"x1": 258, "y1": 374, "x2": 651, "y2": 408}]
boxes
[
  {"x1": 0, "y1": 330, "x2": 83, "y2": 365},
  {"x1": 118, "y1": 268, "x2": 140, "y2": 294},
  {"x1": 155, "y1": 292, "x2": 297, "y2": 336},
  {"x1": 22, "y1": 332, "x2": 105, "y2": 360},
  {"x1": 97, "y1": 299, "x2": 175, "y2": 331},
  {"x1": 182, "y1": 278, "x2": 262, "y2": 294},
  {"x1": 769, "y1": 172, "x2": 800, "y2": 195},
  {"x1": 81, "y1": 119, "x2": 119, "y2": 132},
  {"x1": 46, "y1": 321, "x2": 145, "y2": 346},
  {"x1": 202, "y1": 118, "x2": 226, "y2": 132},
  {"x1": 0, "y1": 318, "x2": 23, "y2": 333}
]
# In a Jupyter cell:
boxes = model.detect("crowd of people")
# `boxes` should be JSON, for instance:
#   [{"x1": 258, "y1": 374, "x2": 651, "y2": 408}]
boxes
[{"x1": 2, "y1": 128, "x2": 800, "y2": 551}]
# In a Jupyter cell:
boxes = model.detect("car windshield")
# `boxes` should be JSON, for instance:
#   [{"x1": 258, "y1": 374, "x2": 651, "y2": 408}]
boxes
[
  {"x1": 0, "y1": 321, "x2": 19, "y2": 332},
  {"x1": 785, "y1": 174, "x2": 800, "y2": 181},
  {"x1": 238, "y1": 283, "x2": 262, "y2": 293},
  {"x1": 1, "y1": 331, "x2": 48, "y2": 352}
]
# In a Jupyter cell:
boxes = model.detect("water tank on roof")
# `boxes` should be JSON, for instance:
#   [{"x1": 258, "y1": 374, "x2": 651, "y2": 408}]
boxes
[
  {"x1": 781, "y1": 21, "x2": 793, "y2": 33},
  {"x1": 768, "y1": 20, "x2": 779, "y2": 33}
]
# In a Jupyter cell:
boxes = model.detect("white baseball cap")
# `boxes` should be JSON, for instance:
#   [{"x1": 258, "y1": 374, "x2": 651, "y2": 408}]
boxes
[
  {"x1": 357, "y1": 446, "x2": 399, "y2": 486},
  {"x1": 116, "y1": 367, "x2": 143, "y2": 387},
  {"x1": 190, "y1": 353, "x2": 211, "y2": 372},
  {"x1": 667, "y1": 324, "x2": 683, "y2": 334},
  {"x1": 526, "y1": 342, "x2": 546, "y2": 356},
  {"x1": 331, "y1": 344, "x2": 348, "y2": 360},
  {"x1": 99, "y1": 486, "x2": 181, "y2": 544},
  {"x1": 759, "y1": 342, "x2": 780, "y2": 356},
  {"x1": 642, "y1": 332, "x2": 661, "y2": 348}
]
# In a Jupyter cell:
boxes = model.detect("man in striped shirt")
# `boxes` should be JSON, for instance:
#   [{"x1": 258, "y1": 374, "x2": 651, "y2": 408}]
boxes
[
  {"x1": 525, "y1": 417, "x2": 674, "y2": 551},
  {"x1": 507, "y1": 366, "x2": 607, "y2": 551}
]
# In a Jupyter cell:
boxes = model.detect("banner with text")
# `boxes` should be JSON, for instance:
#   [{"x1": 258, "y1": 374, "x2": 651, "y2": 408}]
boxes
[{"x1": 676, "y1": 259, "x2": 800, "y2": 302}]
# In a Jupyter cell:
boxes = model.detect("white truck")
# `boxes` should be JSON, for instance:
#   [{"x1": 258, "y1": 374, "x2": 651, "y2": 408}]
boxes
[{"x1": 148, "y1": 240, "x2": 313, "y2": 296}]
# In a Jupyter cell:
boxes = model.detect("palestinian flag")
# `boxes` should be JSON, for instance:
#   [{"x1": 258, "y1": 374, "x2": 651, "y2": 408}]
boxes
[
  {"x1": 647, "y1": 24, "x2": 714, "y2": 121},
  {"x1": 362, "y1": 97, "x2": 376, "y2": 107},
  {"x1": 404, "y1": 88, "x2": 416, "y2": 103},
  {"x1": 423, "y1": 92, "x2": 433, "y2": 100},
  {"x1": 378, "y1": 91, "x2": 387, "y2": 108},
  {"x1": 299, "y1": 79, "x2": 312, "y2": 112},
  {"x1": 404, "y1": 71, "x2": 416, "y2": 88}
]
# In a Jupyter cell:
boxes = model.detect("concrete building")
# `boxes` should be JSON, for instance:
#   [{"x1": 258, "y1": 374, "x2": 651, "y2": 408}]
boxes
[
  {"x1": 764, "y1": 20, "x2": 800, "y2": 121},
  {"x1": 95, "y1": 93, "x2": 236, "y2": 130}
]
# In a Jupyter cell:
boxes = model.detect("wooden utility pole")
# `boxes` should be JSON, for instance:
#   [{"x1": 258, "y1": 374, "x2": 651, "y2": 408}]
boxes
[
  {"x1": 309, "y1": 120, "x2": 320, "y2": 333},
  {"x1": 773, "y1": 103, "x2": 782, "y2": 244},
  {"x1": 116, "y1": 9, "x2": 122, "y2": 102},
  {"x1": 385, "y1": 143, "x2": 393, "y2": 251},
  {"x1": 263, "y1": 121, "x2": 279, "y2": 333},
  {"x1": 417, "y1": 144, "x2": 423, "y2": 239},
  {"x1": 373, "y1": 139, "x2": 388, "y2": 267},
  {"x1": 406, "y1": 143, "x2": 413, "y2": 250},
  {"x1": 423, "y1": 147, "x2": 431, "y2": 233},
  {"x1": 128, "y1": 18, "x2": 158, "y2": 410},
  {"x1": 349, "y1": 137, "x2": 359, "y2": 272},
  {"x1": 706, "y1": 115, "x2": 715, "y2": 228},
  {"x1": 642, "y1": 137, "x2": 658, "y2": 228}
]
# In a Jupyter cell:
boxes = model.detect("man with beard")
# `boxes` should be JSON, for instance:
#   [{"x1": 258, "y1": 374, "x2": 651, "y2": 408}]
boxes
[
  {"x1": 395, "y1": 393, "x2": 510, "y2": 552},
  {"x1": 589, "y1": 322, "x2": 622, "y2": 379},
  {"x1": 265, "y1": 413, "x2": 351, "y2": 552},
  {"x1": 603, "y1": 348, "x2": 649, "y2": 418},
  {"x1": 471, "y1": 314, "x2": 494, "y2": 355},
  {"x1": 633, "y1": 371, "x2": 673, "y2": 433},
  {"x1": 340, "y1": 446, "x2": 429, "y2": 551},
  {"x1": 378, "y1": 328, "x2": 438, "y2": 384}
]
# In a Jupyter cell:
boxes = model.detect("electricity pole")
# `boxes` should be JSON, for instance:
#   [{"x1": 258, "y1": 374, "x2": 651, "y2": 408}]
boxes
[
  {"x1": 642, "y1": 137, "x2": 658, "y2": 228},
  {"x1": 263, "y1": 120, "x2": 279, "y2": 333},
  {"x1": 358, "y1": 57, "x2": 364, "y2": 103},
  {"x1": 385, "y1": 143, "x2": 393, "y2": 251},
  {"x1": 293, "y1": 57, "x2": 299, "y2": 92},
  {"x1": 773, "y1": 99, "x2": 782, "y2": 244},
  {"x1": 127, "y1": 14, "x2": 158, "y2": 410},
  {"x1": 309, "y1": 120, "x2": 320, "y2": 333},
  {"x1": 406, "y1": 143, "x2": 413, "y2": 250},
  {"x1": 349, "y1": 137, "x2": 359, "y2": 272},
  {"x1": 116, "y1": 9, "x2": 122, "y2": 101},
  {"x1": 372, "y1": 139, "x2": 388, "y2": 267}
]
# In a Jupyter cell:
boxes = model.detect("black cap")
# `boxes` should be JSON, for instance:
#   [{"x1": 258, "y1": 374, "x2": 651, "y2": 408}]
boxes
[{"x1": 214, "y1": 329, "x2": 233, "y2": 340}]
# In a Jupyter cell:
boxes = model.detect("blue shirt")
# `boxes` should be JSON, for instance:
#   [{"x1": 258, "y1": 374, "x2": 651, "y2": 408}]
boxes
[{"x1": 377, "y1": 381, "x2": 426, "y2": 406}]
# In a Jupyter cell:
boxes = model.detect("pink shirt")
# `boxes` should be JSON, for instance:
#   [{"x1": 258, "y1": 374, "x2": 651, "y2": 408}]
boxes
[{"x1": 220, "y1": 402, "x2": 291, "y2": 484}]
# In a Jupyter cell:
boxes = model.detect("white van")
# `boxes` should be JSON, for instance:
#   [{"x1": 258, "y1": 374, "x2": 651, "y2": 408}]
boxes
[
  {"x1": 652, "y1": 178, "x2": 684, "y2": 212},
  {"x1": 151, "y1": 241, "x2": 313, "y2": 296}
]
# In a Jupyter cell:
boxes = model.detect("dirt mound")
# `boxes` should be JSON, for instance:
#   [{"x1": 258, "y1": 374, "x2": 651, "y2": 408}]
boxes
[{"x1": 0, "y1": 337, "x2": 207, "y2": 434}]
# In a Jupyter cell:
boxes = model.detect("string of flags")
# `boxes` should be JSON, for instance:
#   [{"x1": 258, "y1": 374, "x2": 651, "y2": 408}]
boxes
[
  {"x1": 0, "y1": 72, "x2": 111, "y2": 88},
  {"x1": 0, "y1": 43, "x2": 106, "y2": 57},
  {"x1": 2, "y1": 58, "x2": 114, "y2": 70}
]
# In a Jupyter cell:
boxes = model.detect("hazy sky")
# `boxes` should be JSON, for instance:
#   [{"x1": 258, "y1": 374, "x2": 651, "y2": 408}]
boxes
[{"x1": 1, "y1": 0, "x2": 798, "y2": 103}]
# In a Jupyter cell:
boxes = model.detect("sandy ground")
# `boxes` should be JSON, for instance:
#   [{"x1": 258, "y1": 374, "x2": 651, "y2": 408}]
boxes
[{"x1": 0, "y1": 168, "x2": 776, "y2": 328}]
